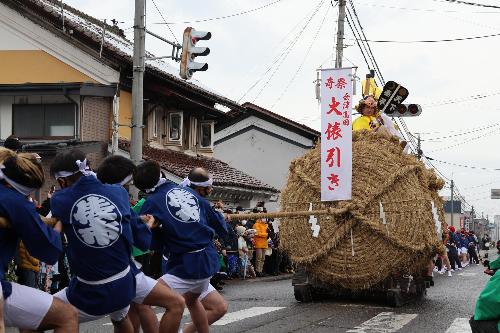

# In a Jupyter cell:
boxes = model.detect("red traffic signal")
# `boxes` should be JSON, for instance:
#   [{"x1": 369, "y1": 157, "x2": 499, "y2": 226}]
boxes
[
  {"x1": 389, "y1": 104, "x2": 422, "y2": 117},
  {"x1": 180, "y1": 27, "x2": 211, "y2": 80}
]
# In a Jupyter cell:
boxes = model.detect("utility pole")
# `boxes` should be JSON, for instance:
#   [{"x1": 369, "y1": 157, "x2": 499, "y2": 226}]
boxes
[
  {"x1": 417, "y1": 133, "x2": 422, "y2": 159},
  {"x1": 450, "y1": 179, "x2": 454, "y2": 227},
  {"x1": 471, "y1": 205, "x2": 475, "y2": 232},
  {"x1": 335, "y1": 0, "x2": 347, "y2": 68},
  {"x1": 131, "y1": 0, "x2": 146, "y2": 199}
]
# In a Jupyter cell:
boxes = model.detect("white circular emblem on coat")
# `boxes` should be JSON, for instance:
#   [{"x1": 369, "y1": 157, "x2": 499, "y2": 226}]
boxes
[
  {"x1": 70, "y1": 194, "x2": 122, "y2": 248},
  {"x1": 166, "y1": 188, "x2": 200, "y2": 223}
]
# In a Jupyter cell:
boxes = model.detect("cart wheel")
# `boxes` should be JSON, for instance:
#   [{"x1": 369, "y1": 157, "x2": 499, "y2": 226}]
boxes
[
  {"x1": 294, "y1": 284, "x2": 313, "y2": 303},
  {"x1": 416, "y1": 283, "x2": 427, "y2": 299},
  {"x1": 387, "y1": 290, "x2": 403, "y2": 307}
]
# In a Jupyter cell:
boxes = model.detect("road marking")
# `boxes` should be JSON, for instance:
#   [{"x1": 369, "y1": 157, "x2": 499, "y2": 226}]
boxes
[
  {"x1": 338, "y1": 303, "x2": 393, "y2": 310},
  {"x1": 457, "y1": 272, "x2": 477, "y2": 277},
  {"x1": 346, "y1": 312, "x2": 417, "y2": 333},
  {"x1": 212, "y1": 306, "x2": 285, "y2": 326},
  {"x1": 445, "y1": 318, "x2": 472, "y2": 333}
]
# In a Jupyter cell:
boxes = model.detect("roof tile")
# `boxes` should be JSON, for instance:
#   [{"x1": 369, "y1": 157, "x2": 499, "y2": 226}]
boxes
[{"x1": 118, "y1": 140, "x2": 279, "y2": 193}]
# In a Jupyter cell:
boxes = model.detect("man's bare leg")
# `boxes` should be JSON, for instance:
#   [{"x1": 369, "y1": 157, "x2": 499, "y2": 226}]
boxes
[
  {"x1": 128, "y1": 303, "x2": 141, "y2": 333},
  {"x1": 36, "y1": 298, "x2": 78, "y2": 333},
  {"x1": 145, "y1": 280, "x2": 184, "y2": 333},
  {"x1": 183, "y1": 291, "x2": 228, "y2": 333},
  {"x1": 112, "y1": 315, "x2": 134, "y2": 333},
  {"x1": 183, "y1": 292, "x2": 208, "y2": 333},
  {"x1": 0, "y1": 297, "x2": 5, "y2": 333},
  {"x1": 130, "y1": 302, "x2": 159, "y2": 333}
]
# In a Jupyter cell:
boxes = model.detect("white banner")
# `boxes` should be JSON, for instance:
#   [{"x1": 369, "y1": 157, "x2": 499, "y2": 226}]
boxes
[{"x1": 320, "y1": 68, "x2": 353, "y2": 201}]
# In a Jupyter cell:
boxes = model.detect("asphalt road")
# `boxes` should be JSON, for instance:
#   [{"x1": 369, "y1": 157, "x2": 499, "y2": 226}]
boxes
[{"x1": 73, "y1": 253, "x2": 494, "y2": 333}]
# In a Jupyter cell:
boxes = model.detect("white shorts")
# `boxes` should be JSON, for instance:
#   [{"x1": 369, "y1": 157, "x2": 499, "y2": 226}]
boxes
[
  {"x1": 4, "y1": 282, "x2": 53, "y2": 330},
  {"x1": 54, "y1": 288, "x2": 129, "y2": 323},
  {"x1": 199, "y1": 283, "x2": 216, "y2": 301},
  {"x1": 461, "y1": 247, "x2": 468, "y2": 254},
  {"x1": 133, "y1": 272, "x2": 157, "y2": 304},
  {"x1": 161, "y1": 274, "x2": 210, "y2": 296}
]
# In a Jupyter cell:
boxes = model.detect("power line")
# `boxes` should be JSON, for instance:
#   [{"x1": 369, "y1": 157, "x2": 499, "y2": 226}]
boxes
[
  {"x1": 422, "y1": 156, "x2": 451, "y2": 182},
  {"x1": 348, "y1": 1, "x2": 385, "y2": 85},
  {"x1": 355, "y1": 2, "x2": 499, "y2": 14},
  {"x1": 153, "y1": 0, "x2": 286, "y2": 25},
  {"x1": 237, "y1": 0, "x2": 325, "y2": 103},
  {"x1": 464, "y1": 180, "x2": 500, "y2": 190},
  {"x1": 427, "y1": 126, "x2": 500, "y2": 153},
  {"x1": 345, "y1": 31, "x2": 500, "y2": 43},
  {"x1": 438, "y1": 0, "x2": 500, "y2": 10},
  {"x1": 346, "y1": 1, "x2": 419, "y2": 156},
  {"x1": 423, "y1": 90, "x2": 500, "y2": 108},
  {"x1": 251, "y1": 0, "x2": 326, "y2": 103},
  {"x1": 271, "y1": 3, "x2": 333, "y2": 108},
  {"x1": 414, "y1": 121, "x2": 500, "y2": 135},
  {"x1": 426, "y1": 157, "x2": 500, "y2": 171},
  {"x1": 417, "y1": 123, "x2": 500, "y2": 141},
  {"x1": 150, "y1": 0, "x2": 178, "y2": 44},
  {"x1": 343, "y1": 1, "x2": 417, "y2": 154},
  {"x1": 345, "y1": 8, "x2": 372, "y2": 79}
]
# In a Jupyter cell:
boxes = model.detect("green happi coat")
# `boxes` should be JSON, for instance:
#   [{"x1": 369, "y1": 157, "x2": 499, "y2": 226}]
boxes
[{"x1": 474, "y1": 256, "x2": 500, "y2": 332}]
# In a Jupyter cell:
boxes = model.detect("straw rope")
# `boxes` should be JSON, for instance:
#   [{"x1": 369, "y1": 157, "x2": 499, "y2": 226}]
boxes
[{"x1": 273, "y1": 130, "x2": 446, "y2": 290}]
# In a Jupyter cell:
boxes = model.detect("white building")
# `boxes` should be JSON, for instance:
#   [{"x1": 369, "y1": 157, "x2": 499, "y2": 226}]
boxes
[{"x1": 214, "y1": 102, "x2": 320, "y2": 211}]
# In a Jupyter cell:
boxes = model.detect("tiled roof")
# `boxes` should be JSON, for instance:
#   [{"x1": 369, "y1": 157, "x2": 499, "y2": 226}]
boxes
[
  {"x1": 118, "y1": 141, "x2": 279, "y2": 193},
  {"x1": 7, "y1": 0, "x2": 240, "y2": 110}
]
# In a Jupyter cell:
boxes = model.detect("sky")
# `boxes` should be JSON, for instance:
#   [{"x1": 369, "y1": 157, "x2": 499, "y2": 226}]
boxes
[{"x1": 65, "y1": 0, "x2": 500, "y2": 219}]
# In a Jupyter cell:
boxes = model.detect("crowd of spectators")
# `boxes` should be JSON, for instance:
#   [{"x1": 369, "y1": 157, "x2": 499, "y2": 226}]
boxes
[{"x1": 434, "y1": 226, "x2": 491, "y2": 277}]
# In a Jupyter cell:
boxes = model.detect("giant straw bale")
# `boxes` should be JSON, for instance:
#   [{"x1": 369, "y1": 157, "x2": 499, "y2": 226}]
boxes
[{"x1": 279, "y1": 130, "x2": 446, "y2": 290}]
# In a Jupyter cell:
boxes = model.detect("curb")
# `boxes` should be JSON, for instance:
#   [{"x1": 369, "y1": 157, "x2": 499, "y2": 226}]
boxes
[{"x1": 226, "y1": 273, "x2": 293, "y2": 284}]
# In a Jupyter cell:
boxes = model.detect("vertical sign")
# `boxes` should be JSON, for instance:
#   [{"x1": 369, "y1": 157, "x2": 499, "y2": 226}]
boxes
[{"x1": 320, "y1": 68, "x2": 353, "y2": 201}]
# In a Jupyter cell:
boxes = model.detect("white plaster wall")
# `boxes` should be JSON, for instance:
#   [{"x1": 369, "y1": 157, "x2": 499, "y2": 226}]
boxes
[
  {"x1": 0, "y1": 3, "x2": 119, "y2": 84},
  {"x1": 0, "y1": 23, "x2": 37, "y2": 50},
  {"x1": 214, "y1": 127, "x2": 311, "y2": 191},
  {"x1": 215, "y1": 115, "x2": 313, "y2": 148},
  {"x1": 0, "y1": 96, "x2": 13, "y2": 139}
]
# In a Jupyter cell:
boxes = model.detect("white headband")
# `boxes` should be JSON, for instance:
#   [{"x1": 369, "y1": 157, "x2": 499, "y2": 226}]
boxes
[
  {"x1": 179, "y1": 177, "x2": 213, "y2": 188},
  {"x1": 145, "y1": 174, "x2": 167, "y2": 193},
  {"x1": 119, "y1": 174, "x2": 133, "y2": 186},
  {"x1": 0, "y1": 164, "x2": 37, "y2": 196},
  {"x1": 54, "y1": 159, "x2": 96, "y2": 180}
]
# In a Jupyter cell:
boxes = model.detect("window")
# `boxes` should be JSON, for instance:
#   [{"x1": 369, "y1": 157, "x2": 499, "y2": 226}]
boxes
[
  {"x1": 152, "y1": 110, "x2": 158, "y2": 138},
  {"x1": 13, "y1": 104, "x2": 76, "y2": 139},
  {"x1": 168, "y1": 112, "x2": 183, "y2": 142},
  {"x1": 199, "y1": 121, "x2": 214, "y2": 149}
]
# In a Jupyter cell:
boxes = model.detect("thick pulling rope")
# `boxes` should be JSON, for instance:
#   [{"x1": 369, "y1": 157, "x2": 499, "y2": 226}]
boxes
[{"x1": 226, "y1": 207, "x2": 349, "y2": 221}]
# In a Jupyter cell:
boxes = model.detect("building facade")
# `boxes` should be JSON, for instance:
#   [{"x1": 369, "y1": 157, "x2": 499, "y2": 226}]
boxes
[
  {"x1": 0, "y1": 0, "x2": 278, "y2": 207},
  {"x1": 214, "y1": 102, "x2": 319, "y2": 210}
]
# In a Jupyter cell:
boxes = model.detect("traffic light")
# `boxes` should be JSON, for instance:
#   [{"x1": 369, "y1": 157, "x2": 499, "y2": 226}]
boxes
[
  {"x1": 179, "y1": 27, "x2": 211, "y2": 80},
  {"x1": 385, "y1": 103, "x2": 422, "y2": 117}
]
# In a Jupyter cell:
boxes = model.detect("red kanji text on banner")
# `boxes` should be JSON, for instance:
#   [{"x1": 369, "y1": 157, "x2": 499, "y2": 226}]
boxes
[{"x1": 320, "y1": 68, "x2": 353, "y2": 201}]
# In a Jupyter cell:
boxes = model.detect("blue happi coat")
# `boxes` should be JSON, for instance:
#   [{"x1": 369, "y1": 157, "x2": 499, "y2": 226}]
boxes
[
  {"x1": 51, "y1": 176, "x2": 136, "y2": 316},
  {"x1": 140, "y1": 182, "x2": 227, "y2": 279},
  {"x1": 0, "y1": 183, "x2": 62, "y2": 298}
]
